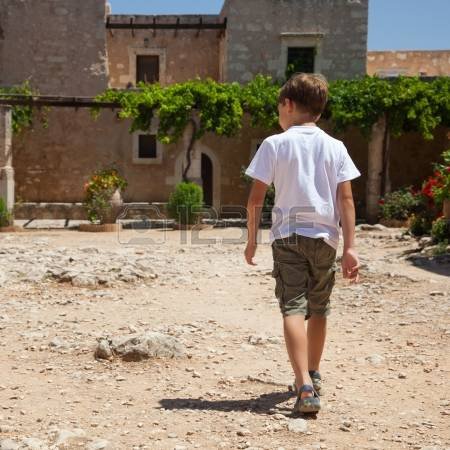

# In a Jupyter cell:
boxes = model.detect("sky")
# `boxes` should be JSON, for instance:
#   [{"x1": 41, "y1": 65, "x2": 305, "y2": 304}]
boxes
[{"x1": 108, "y1": 0, "x2": 450, "y2": 51}]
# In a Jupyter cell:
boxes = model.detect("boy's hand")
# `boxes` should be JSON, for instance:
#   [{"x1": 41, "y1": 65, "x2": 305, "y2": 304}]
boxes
[
  {"x1": 341, "y1": 248, "x2": 360, "y2": 283},
  {"x1": 245, "y1": 242, "x2": 257, "y2": 266}
]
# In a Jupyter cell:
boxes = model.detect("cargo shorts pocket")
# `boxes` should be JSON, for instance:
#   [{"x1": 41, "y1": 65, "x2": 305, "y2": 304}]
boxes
[{"x1": 271, "y1": 262, "x2": 284, "y2": 301}]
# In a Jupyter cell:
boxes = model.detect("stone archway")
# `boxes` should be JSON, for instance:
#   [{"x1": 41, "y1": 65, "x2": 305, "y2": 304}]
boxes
[
  {"x1": 0, "y1": 107, "x2": 14, "y2": 211},
  {"x1": 173, "y1": 143, "x2": 221, "y2": 211}
]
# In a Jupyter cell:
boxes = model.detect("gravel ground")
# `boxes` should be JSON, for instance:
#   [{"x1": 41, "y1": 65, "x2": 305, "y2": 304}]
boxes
[{"x1": 0, "y1": 226, "x2": 449, "y2": 450}]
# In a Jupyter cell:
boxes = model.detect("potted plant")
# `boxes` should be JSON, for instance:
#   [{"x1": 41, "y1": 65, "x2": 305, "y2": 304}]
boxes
[
  {"x1": 167, "y1": 182, "x2": 205, "y2": 230},
  {"x1": 80, "y1": 168, "x2": 128, "y2": 232}
]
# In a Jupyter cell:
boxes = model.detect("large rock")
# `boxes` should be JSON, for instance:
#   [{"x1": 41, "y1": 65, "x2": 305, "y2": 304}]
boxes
[{"x1": 95, "y1": 331, "x2": 185, "y2": 362}]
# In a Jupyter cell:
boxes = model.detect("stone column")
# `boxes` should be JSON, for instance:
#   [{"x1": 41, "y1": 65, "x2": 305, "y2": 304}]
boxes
[{"x1": 0, "y1": 106, "x2": 14, "y2": 211}]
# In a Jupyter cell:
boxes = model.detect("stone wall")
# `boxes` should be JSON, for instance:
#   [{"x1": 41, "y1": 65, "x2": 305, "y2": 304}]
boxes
[
  {"x1": 0, "y1": 0, "x2": 108, "y2": 95},
  {"x1": 367, "y1": 51, "x2": 450, "y2": 77},
  {"x1": 220, "y1": 0, "x2": 368, "y2": 82},
  {"x1": 107, "y1": 15, "x2": 222, "y2": 87},
  {"x1": 12, "y1": 107, "x2": 449, "y2": 219}
]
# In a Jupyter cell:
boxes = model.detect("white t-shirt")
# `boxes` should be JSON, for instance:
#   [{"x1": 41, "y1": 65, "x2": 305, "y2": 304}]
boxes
[{"x1": 245, "y1": 125, "x2": 361, "y2": 250}]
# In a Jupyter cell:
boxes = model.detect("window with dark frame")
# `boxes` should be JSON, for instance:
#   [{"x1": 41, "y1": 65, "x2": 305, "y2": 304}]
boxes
[
  {"x1": 136, "y1": 55, "x2": 159, "y2": 84},
  {"x1": 286, "y1": 47, "x2": 315, "y2": 76},
  {"x1": 138, "y1": 134, "x2": 157, "y2": 159}
]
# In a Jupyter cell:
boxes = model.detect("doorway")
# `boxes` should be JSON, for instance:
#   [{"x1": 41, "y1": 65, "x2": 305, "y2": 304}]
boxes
[{"x1": 201, "y1": 153, "x2": 213, "y2": 208}]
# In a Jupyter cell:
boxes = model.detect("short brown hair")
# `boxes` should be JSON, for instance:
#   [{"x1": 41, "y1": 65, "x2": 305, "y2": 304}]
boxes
[{"x1": 278, "y1": 73, "x2": 329, "y2": 116}]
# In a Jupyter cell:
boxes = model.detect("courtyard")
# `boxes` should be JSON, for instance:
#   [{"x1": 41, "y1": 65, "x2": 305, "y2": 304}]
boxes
[{"x1": 0, "y1": 226, "x2": 448, "y2": 449}]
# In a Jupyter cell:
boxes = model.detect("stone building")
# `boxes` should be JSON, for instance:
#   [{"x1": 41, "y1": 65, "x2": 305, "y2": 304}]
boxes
[
  {"x1": 368, "y1": 50, "x2": 450, "y2": 77},
  {"x1": 0, "y1": 0, "x2": 447, "y2": 220}
]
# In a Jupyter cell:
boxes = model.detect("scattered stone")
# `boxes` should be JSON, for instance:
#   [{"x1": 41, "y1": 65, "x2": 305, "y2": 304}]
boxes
[
  {"x1": 94, "y1": 332, "x2": 185, "y2": 361},
  {"x1": 288, "y1": 418, "x2": 308, "y2": 433},
  {"x1": 248, "y1": 335, "x2": 282, "y2": 345},
  {"x1": 0, "y1": 439, "x2": 20, "y2": 450},
  {"x1": 366, "y1": 354, "x2": 385, "y2": 365}
]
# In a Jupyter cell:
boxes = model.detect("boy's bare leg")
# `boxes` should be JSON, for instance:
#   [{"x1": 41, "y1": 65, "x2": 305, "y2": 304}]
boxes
[
  {"x1": 283, "y1": 315, "x2": 314, "y2": 399},
  {"x1": 307, "y1": 315, "x2": 327, "y2": 371}
]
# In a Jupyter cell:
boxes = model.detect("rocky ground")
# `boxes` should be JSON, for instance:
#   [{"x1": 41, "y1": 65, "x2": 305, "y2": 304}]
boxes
[{"x1": 0, "y1": 225, "x2": 449, "y2": 450}]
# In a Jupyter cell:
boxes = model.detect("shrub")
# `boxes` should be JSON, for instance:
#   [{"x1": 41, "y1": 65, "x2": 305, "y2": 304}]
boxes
[
  {"x1": 408, "y1": 213, "x2": 433, "y2": 237},
  {"x1": 431, "y1": 217, "x2": 450, "y2": 243},
  {"x1": 83, "y1": 168, "x2": 127, "y2": 224},
  {"x1": 379, "y1": 187, "x2": 422, "y2": 221},
  {"x1": 167, "y1": 182, "x2": 204, "y2": 225},
  {"x1": 0, "y1": 198, "x2": 12, "y2": 227}
]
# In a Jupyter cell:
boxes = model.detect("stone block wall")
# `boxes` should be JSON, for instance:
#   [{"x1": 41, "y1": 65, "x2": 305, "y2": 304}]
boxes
[
  {"x1": 368, "y1": 51, "x2": 450, "y2": 77},
  {"x1": 107, "y1": 15, "x2": 222, "y2": 87},
  {"x1": 220, "y1": 0, "x2": 368, "y2": 82},
  {"x1": 0, "y1": 0, "x2": 108, "y2": 95}
]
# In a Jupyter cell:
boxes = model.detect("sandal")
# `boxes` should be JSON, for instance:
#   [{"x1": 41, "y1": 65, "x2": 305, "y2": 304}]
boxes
[
  {"x1": 294, "y1": 384, "x2": 321, "y2": 414},
  {"x1": 290, "y1": 370, "x2": 323, "y2": 396}
]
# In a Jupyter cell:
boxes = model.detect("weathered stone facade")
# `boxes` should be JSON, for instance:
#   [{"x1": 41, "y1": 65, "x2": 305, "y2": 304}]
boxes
[
  {"x1": 220, "y1": 0, "x2": 369, "y2": 82},
  {"x1": 4, "y1": 0, "x2": 445, "y2": 220},
  {"x1": 368, "y1": 50, "x2": 450, "y2": 77},
  {"x1": 0, "y1": 0, "x2": 108, "y2": 95}
]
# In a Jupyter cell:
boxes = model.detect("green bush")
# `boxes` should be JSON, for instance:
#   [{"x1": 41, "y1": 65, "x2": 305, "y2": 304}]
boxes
[
  {"x1": 409, "y1": 213, "x2": 433, "y2": 237},
  {"x1": 431, "y1": 217, "x2": 450, "y2": 243},
  {"x1": 379, "y1": 187, "x2": 422, "y2": 221},
  {"x1": 0, "y1": 198, "x2": 12, "y2": 227},
  {"x1": 167, "y1": 182, "x2": 204, "y2": 225}
]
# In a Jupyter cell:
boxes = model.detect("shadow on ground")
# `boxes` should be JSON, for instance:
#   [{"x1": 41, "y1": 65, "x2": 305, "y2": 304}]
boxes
[{"x1": 158, "y1": 391, "x2": 319, "y2": 420}]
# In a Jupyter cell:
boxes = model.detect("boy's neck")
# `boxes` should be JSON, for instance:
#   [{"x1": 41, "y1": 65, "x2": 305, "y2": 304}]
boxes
[{"x1": 287, "y1": 113, "x2": 319, "y2": 129}]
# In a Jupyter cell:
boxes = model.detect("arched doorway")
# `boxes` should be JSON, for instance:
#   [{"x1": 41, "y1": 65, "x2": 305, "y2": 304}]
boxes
[
  {"x1": 201, "y1": 153, "x2": 213, "y2": 207},
  {"x1": 173, "y1": 145, "x2": 221, "y2": 210}
]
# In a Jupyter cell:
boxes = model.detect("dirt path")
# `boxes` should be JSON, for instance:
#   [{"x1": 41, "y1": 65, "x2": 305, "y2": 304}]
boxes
[{"x1": 0, "y1": 227, "x2": 449, "y2": 450}]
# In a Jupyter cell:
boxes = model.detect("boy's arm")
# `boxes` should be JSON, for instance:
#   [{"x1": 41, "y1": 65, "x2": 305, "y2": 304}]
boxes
[
  {"x1": 337, "y1": 180, "x2": 360, "y2": 283},
  {"x1": 245, "y1": 180, "x2": 268, "y2": 265}
]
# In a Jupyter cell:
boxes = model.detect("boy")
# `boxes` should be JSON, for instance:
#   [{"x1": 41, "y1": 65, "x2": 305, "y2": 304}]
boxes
[{"x1": 244, "y1": 73, "x2": 361, "y2": 414}]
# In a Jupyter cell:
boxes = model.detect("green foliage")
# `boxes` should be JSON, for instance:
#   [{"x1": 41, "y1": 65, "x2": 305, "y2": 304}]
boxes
[
  {"x1": 431, "y1": 217, "x2": 450, "y2": 244},
  {"x1": 95, "y1": 79, "x2": 245, "y2": 144},
  {"x1": 408, "y1": 213, "x2": 433, "y2": 237},
  {"x1": 0, "y1": 82, "x2": 39, "y2": 134},
  {"x1": 83, "y1": 168, "x2": 127, "y2": 224},
  {"x1": 430, "y1": 149, "x2": 450, "y2": 204},
  {"x1": 0, "y1": 197, "x2": 13, "y2": 227},
  {"x1": 327, "y1": 76, "x2": 450, "y2": 139},
  {"x1": 431, "y1": 239, "x2": 449, "y2": 255},
  {"x1": 167, "y1": 182, "x2": 204, "y2": 225},
  {"x1": 379, "y1": 187, "x2": 422, "y2": 221},
  {"x1": 240, "y1": 75, "x2": 280, "y2": 130},
  {"x1": 93, "y1": 76, "x2": 450, "y2": 165}
]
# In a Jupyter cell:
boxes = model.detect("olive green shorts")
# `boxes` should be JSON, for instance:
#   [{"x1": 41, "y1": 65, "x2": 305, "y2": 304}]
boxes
[{"x1": 271, "y1": 234, "x2": 338, "y2": 320}]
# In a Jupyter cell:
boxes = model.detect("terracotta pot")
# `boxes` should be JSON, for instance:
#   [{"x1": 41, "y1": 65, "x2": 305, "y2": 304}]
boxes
[
  {"x1": 443, "y1": 199, "x2": 450, "y2": 220},
  {"x1": 103, "y1": 188, "x2": 124, "y2": 224},
  {"x1": 79, "y1": 223, "x2": 122, "y2": 233}
]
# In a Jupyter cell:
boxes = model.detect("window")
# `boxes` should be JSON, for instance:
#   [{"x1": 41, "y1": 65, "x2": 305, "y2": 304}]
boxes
[
  {"x1": 287, "y1": 47, "x2": 315, "y2": 77},
  {"x1": 136, "y1": 55, "x2": 159, "y2": 84},
  {"x1": 138, "y1": 135, "x2": 157, "y2": 159},
  {"x1": 132, "y1": 131, "x2": 163, "y2": 165}
]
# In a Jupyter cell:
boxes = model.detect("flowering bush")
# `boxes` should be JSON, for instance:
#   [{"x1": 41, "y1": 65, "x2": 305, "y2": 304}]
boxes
[
  {"x1": 378, "y1": 187, "x2": 422, "y2": 221},
  {"x1": 83, "y1": 168, "x2": 127, "y2": 224},
  {"x1": 430, "y1": 149, "x2": 450, "y2": 205}
]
